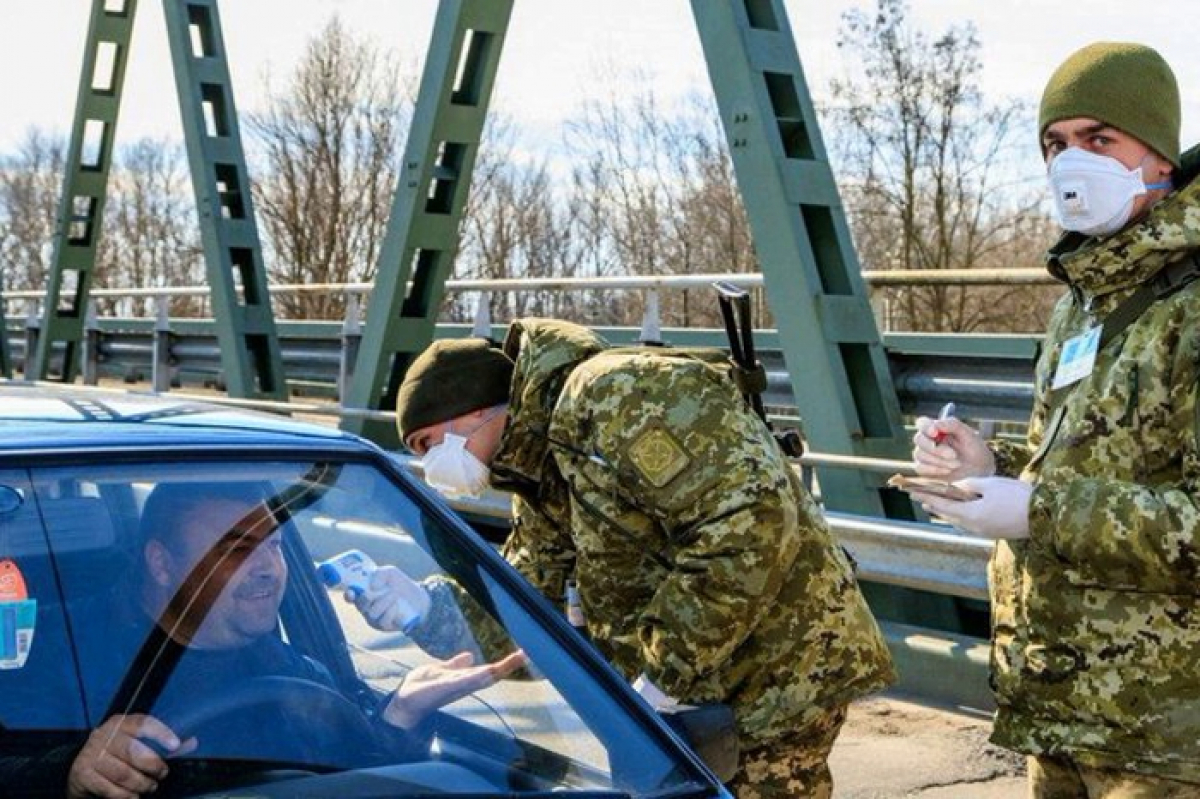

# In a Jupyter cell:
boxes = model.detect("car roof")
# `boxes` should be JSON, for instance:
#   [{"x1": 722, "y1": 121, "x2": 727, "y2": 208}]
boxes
[{"x1": 0, "y1": 384, "x2": 367, "y2": 455}]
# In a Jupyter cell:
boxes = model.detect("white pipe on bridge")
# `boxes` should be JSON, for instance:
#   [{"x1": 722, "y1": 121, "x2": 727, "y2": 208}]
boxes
[{"x1": 0, "y1": 267, "x2": 1057, "y2": 304}]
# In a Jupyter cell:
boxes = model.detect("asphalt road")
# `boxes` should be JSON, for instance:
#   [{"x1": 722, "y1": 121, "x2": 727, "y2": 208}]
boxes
[{"x1": 830, "y1": 695, "x2": 1026, "y2": 798}]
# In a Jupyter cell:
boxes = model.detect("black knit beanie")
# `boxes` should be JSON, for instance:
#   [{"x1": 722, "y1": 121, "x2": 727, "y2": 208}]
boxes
[{"x1": 395, "y1": 338, "x2": 514, "y2": 442}]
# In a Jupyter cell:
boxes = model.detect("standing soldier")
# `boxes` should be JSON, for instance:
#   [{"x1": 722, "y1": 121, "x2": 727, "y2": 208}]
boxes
[
  {"x1": 911, "y1": 43, "x2": 1200, "y2": 797},
  {"x1": 369, "y1": 318, "x2": 893, "y2": 798}
]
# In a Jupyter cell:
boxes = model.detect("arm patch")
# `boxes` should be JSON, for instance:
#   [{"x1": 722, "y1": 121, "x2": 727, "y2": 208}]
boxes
[{"x1": 628, "y1": 424, "x2": 692, "y2": 488}]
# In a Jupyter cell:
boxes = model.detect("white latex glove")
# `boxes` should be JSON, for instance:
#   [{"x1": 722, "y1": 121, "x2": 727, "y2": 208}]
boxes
[
  {"x1": 912, "y1": 416, "x2": 995, "y2": 482},
  {"x1": 632, "y1": 673, "x2": 679, "y2": 709},
  {"x1": 914, "y1": 476, "x2": 1033, "y2": 540},
  {"x1": 351, "y1": 565, "x2": 432, "y2": 632}
]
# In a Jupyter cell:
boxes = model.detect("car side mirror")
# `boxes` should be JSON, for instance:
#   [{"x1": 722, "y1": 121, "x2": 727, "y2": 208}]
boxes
[
  {"x1": 0, "y1": 486, "x2": 24, "y2": 515},
  {"x1": 657, "y1": 702, "x2": 739, "y2": 783}
]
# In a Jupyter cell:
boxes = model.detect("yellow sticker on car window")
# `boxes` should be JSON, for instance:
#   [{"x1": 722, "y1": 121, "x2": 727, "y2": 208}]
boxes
[{"x1": 628, "y1": 426, "x2": 691, "y2": 488}]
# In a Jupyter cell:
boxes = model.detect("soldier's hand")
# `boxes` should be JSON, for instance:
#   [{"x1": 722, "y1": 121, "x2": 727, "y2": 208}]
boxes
[
  {"x1": 351, "y1": 565, "x2": 432, "y2": 632},
  {"x1": 914, "y1": 476, "x2": 1032, "y2": 540},
  {"x1": 912, "y1": 416, "x2": 995, "y2": 482}
]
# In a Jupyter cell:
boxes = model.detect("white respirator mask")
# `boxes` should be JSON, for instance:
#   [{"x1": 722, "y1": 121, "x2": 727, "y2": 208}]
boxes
[
  {"x1": 420, "y1": 407, "x2": 504, "y2": 498},
  {"x1": 1047, "y1": 147, "x2": 1172, "y2": 237},
  {"x1": 422, "y1": 434, "x2": 491, "y2": 498}
]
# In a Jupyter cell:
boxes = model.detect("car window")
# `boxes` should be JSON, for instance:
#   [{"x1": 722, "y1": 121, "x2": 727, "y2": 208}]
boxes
[
  {"x1": 0, "y1": 470, "x2": 87, "y2": 731},
  {"x1": 26, "y1": 456, "x2": 705, "y2": 798}
]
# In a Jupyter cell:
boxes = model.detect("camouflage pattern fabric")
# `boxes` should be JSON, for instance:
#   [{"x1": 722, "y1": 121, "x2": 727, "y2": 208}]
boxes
[
  {"x1": 727, "y1": 705, "x2": 846, "y2": 799},
  {"x1": 1029, "y1": 755, "x2": 1200, "y2": 799},
  {"x1": 986, "y1": 169, "x2": 1200, "y2": 783},
  {"x1": 487, "y1": 319, "x2": 894, "y2": 748}
]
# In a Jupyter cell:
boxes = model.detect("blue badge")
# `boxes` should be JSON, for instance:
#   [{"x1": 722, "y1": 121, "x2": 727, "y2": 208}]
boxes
[{"x1": 1051, "y1": 326, "x2": 1101, "y2": 391}]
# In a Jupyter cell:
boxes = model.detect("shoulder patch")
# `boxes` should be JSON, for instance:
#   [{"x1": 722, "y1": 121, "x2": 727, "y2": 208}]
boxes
[{"x1": 628, "y1": 425, "x2": 691, "y2": 488}]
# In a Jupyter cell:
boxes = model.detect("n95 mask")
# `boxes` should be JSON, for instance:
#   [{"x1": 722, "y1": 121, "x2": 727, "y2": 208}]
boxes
[
  {"x1": 1047, "y1": 148, "x2": 1171, "y2": 237},
  {"x1": 422, "y1": 433, "x2": 491, "y2": 498}
]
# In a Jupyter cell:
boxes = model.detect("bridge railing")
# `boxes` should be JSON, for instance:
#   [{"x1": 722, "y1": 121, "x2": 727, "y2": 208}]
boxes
[{"x1": 2, "y1": 269, "x2": 1045, "y2": 425}]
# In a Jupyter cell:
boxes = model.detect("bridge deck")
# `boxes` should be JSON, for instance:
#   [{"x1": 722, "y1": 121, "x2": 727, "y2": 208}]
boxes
[{"x1": 832, "y1": 695, "x2": 1024, "y2": 797}]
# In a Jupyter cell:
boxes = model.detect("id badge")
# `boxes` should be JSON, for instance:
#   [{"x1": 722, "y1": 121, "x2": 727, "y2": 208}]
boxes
[{"x1": 1051, "y1": 326, "x2": 1101, "y2": 391}]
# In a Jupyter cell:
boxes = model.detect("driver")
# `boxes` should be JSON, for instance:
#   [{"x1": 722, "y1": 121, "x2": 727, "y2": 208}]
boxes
[{"x1": 65, "y1": 482, "x2": 524, "y2": 799}]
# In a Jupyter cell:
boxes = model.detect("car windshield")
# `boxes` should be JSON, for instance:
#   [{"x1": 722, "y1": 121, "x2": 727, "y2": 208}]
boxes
[{"x1": 0, "y1": 455, "x2": 711, "y2": 798}]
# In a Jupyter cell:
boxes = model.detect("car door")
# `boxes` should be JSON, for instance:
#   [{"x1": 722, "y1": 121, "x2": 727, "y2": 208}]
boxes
[{"x1": 0, "y1": 469, "x2": 92, "y2": 792}]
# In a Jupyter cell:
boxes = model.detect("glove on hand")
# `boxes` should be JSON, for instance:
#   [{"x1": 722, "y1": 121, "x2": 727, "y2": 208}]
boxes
[
  {"x1": 352, "y1": 565, "x2": 432, "y2": 632},
  {"x1": 916, "y1": 476, "x2": 1033, "y2": 540}
]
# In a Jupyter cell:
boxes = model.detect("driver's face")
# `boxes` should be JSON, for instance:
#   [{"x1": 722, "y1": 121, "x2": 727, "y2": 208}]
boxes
[{"x1": 167, "y1": 498, "x2": 288, "y2": 650}]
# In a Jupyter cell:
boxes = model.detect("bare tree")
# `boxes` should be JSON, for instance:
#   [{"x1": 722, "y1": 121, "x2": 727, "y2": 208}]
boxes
[
  {"x1": 247, "y1": 16, "x2": 411, "y2": 320},
  {"x1": 564, "y1": 75, "x2": 757, "y2": 328},
  {"x1": 453, "y1": 116, "x2": 580, "y2": 325},
  {"x1": 99, "y1": 138, "x2": 203, "y2": 317},
  {"x1": 825, "y1": 0, "x2": 1056, "y2": 332},
  {"x1": 0, "y1": 129, "x2": 66, "y2": 299}
]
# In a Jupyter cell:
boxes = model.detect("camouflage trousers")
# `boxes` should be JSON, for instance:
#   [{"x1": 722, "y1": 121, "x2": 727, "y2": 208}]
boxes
[
  {"x1": 727, "y1": 705, "x2": 847, "y2": 799},
  {"x1": 1029, "y1": 755, "x2": 1200, "y2": 799}
]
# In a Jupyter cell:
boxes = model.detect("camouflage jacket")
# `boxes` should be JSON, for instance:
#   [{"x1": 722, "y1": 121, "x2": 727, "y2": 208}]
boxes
[
  {"x1": 988, "y1": 164, "x2": 1200, "y2": 781},
  {"x1": 483, "y1": 318, "x2": 893, "y2": 745}
]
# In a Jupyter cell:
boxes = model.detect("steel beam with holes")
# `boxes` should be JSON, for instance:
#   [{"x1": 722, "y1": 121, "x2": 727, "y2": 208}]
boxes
[
  {"x1": 342, "y1": 0, "x2": 514, "y2": 445},
  {"x1": 32, "y1": 0, "x2": 139, "y2": 382},
  {"x1": 161, "y1": 0, "x2": 287, "y2": 400},
  {"x1": 690, "y1": 0, "x2": 911, "y2": 517}
]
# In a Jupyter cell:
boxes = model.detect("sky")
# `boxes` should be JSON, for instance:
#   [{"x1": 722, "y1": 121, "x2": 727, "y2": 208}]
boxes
[{"x1": 2, "y1": 1, "x2": 1199, "y2": 173}]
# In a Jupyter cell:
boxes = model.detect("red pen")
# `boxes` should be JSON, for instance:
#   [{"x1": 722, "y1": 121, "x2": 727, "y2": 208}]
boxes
[{"x1": 931, "y1": 402, "x2": 956, "y2": 444}]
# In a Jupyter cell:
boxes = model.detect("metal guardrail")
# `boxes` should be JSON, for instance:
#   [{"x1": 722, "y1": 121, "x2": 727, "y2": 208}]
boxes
[
  {"x1": 826, "y1": 511, "x2": 990, "y2": 601},
  {"x1": 3, "y1": 272, "x2": 1044, "y2": 422},
  {"x1": 2, "y1": 316, "x2": 1039, "y2": 424},
  {"x1": 397, "y1": 453, "x2": 991, "y2": 601}
]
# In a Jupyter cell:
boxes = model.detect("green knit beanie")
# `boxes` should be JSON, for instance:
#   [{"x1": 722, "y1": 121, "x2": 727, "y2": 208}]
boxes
[
  {"x1": 1039, "y1": 42, "x2": 1180, "y2": 166},
  {"x1": 395, "y1": 338, "x2": 513, "y2": 442}
]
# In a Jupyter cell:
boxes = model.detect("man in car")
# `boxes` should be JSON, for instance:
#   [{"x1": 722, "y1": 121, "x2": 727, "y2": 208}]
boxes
[
  {"x1": 65, "y1": 482, "x2": 524, "y2": 799},
  {"x1": 367, "y1": 319, "x2": 894, "y2": 799}
]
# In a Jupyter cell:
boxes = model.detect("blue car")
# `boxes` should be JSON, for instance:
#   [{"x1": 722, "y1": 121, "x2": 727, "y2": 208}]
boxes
[{"x1": 0, "y1": 386, "x2": 732, "y2": 798}]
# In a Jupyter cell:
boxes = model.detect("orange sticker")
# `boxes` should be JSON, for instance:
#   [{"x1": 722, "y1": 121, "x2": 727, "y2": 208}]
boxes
[{"x1": 0, "y1": 560, "x2": 28, "y2": 601}]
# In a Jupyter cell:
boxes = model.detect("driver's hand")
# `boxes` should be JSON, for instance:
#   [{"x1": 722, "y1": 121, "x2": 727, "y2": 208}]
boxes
[
  {"x1": 67, "y1": 714, "x2": 196, "y2": 799},
  {"x1": 382, "y1": 650, "x2": 527, "y2": 730},
  {"x1": 350, "y1": 565, "x2": 432, "y2": 633}
]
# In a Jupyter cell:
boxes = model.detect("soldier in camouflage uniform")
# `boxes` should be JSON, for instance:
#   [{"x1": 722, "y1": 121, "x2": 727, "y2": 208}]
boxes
[
  {"x1": 379, "y1": 318, "x2": 894, "y2": 798},
  {"x1": 912, "y1": 43, "x2": 1200, "y2": 797}
]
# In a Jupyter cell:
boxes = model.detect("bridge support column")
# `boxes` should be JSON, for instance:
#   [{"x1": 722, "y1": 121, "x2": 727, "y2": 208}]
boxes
[
  {"x1": 690, "y1": 0, "x2": 912, "y2": 517},
  {"x1": 35, "y1": 0, "x2": 138, "y2": 382},
  {"x1": 342, "y1": 0, "x2": 515, "y2": 447}
]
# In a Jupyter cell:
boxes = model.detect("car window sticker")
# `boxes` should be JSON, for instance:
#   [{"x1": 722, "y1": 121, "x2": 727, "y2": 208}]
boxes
[{"x1": 0, "y1": 558, "x2": 36, "y2": 670}]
